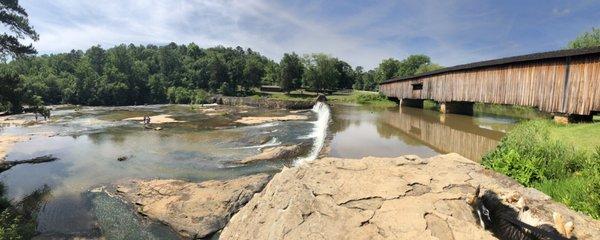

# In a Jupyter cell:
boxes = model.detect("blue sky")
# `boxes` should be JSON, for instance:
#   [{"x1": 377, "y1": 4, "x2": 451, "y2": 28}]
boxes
[{"x1": 21, "y1": 0, "x2": 600, "y2": 69}]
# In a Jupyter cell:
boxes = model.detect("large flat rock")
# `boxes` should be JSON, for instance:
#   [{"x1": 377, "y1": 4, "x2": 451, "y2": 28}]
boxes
[
  {"x1": 221, "y1": 153, "x2": 600, "y2": 240},
  {"x1": 116, "y1": 174, "x2": 270, "y2": 239}
]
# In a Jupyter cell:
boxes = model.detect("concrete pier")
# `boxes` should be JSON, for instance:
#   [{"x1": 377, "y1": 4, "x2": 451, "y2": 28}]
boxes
[
  {"x1": 553, "y1": 114, "x2": 593, "y2": 124},
  {"x1": 400, "y1": 98, "x2": 424, "y2": 108},
  {"x1": 439, "y1": 101, "x2": 474, "y2": 115}
]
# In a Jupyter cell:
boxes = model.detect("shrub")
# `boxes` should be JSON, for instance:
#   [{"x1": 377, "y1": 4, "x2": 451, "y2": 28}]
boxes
[
  {"x1": 355, "y1": 92, "x2": 387, "y2": 104},
  {"x1": 482, "y1": 120, "x2": 600, "y2": 218},
  {"x1": 192, "y1": 89, "x2": 209, "y2": 104}
]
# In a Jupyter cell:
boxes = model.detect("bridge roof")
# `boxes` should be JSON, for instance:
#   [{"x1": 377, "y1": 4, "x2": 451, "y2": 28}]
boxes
[{"x1": 382, "y1": 46, "x2": 600, "y2": 84}]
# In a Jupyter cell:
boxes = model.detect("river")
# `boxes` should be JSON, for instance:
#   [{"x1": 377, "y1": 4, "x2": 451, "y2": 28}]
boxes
[{"x1": 0, "y1": 103, "x2": 522, "y2": 238}]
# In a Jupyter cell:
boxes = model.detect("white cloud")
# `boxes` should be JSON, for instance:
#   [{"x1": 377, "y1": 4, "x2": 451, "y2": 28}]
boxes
[{"x1": 19, "y1": 0, "x2": 587, "y2": 69}]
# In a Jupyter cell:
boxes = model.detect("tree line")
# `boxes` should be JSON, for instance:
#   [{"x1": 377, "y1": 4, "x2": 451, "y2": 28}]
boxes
[{"x1": 0, "y1": 42, "x2": 442, "y2": 113}]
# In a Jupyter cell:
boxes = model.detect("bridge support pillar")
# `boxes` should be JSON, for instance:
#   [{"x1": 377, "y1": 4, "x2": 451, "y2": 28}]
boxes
[
  {"x1": 553, "y1": 114, "x2": 593, "y2": 124},
  {"x1": 400, "y1": 99, "x2": 424, "y2": 108},
  {"x1": 439, "y1": 101, "x2": 474, "y2": 115},
  {"x1": 387, "y1": 97, "x2": 400, "y2": 104}
]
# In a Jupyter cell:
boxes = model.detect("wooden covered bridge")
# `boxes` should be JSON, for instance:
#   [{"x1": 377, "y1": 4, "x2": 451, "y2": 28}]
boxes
[{"x1": 379, "y1": 47, "x2": 600, "y2": 123}]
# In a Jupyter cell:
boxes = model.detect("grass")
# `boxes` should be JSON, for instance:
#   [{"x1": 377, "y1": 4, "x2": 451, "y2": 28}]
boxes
[
  {"x1": 474, "y1": 103, "x2": 548, "y2": 119},
  {"x1": 482, "y1": 120, "x2": 600, "y2": 219},
  {"x1": 258, "y1": 89, "x2": 398, "y2": 107},
  {"x1": 549, "y1": 122, "x2": 600, "y2": 152}
]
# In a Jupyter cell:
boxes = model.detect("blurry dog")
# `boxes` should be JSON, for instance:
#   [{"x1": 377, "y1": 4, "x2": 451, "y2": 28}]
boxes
[{"x1": 466, "y1": 186, "x2": 574, "y2": 240}]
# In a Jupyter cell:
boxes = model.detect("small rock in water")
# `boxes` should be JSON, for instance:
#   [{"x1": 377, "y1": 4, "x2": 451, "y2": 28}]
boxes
[
  {"x1": 153, "y1": 127, "x2": 162, "y2": 131},
  {"x1": 116, "y1": 185, "x2": 130, "y2": 194},
  {"x1": 117, "y1": 156, "x2": 130, "y2": 161}
]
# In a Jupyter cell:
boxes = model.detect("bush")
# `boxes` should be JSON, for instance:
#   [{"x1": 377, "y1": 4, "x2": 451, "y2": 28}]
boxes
[
  {"x1": 192, "y1": 89, "x2": 209, "y2": 104},
  {"x1": 355, "y1": 92, "x2": 387, "y2": 104},
  {"x1": 0, "y1": 184, "x2": 36, "y2": 240},
  {"x1": 167, "y1": 87, "x2": 209, "y2": 104},
  {"x1": 482, "y1": 120, "x2": 600, "y2": 218}
]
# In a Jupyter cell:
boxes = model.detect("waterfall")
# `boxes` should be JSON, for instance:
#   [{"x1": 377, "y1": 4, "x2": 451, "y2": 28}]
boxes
[{"x1": 294, "y1": 101, "x2": 331, "y2": 165}]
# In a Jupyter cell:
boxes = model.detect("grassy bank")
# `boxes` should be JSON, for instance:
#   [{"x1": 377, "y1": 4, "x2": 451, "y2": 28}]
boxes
[
  {"x1": 423, "y1": 100, "x2": 549, "y2": 119},
  {"x1": 482, "y1": 120, "x2": 600, "y2": 219},
  {"x1": 259, "y1": 90, "x2": 398, "y2": 107}
]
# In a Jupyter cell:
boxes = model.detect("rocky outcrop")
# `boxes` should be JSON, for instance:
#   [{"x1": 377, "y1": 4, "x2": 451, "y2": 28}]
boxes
[
  {"x1": 217, "y1": 96, "x2": 314, "y2": 110},
  {"x1": 123, "y1": 114, "x2": 184, "y2": 124},
  {"x1": 240, "y1": 143, "x2": 310, "y2": 164},
  {"x1": 221, "y1": 153, "x2": 600, "y2": 240},
  {"x1": 115, "y1": 174, "x2": 270, "y2": 239},
  {"x1": 235, "y1": 115, "x2": 309, "y2": 125},
  {"x1": 0, "y1": 135, "x2": 30, "y2": 160},
  {"x1": 0, "y1": 155, "x2": 58, "y2": 172}
]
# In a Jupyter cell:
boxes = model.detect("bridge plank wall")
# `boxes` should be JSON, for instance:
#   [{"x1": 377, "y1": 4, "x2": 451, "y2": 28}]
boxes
[{"x1": 380, "y1": 55, "x2": 600, "y2": 115}]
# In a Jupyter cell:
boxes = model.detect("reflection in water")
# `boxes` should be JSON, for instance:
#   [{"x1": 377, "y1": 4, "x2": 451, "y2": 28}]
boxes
[
  {"x1": 329, "y1": 105, "x2": 516, "y2": 161},
  {"x1": 380, "y1": 107, "x2": 506, "y2": 161}
]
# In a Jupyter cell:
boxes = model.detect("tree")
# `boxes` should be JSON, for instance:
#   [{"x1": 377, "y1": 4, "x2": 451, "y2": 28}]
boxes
[
  {"x1": 0, "y1": 65, "x2": 22, "y2": 113},
  {"x1": 568, "y1": 28, "x2": 600, "y2": 49},
  {"x1": 0, "y1": 0, "x2": 39, "y2": 60},
  {"x1": 353, "y1": 66, "x2": 364, "y2": 90},
  {"x1": 362, "y1": 70, "x2": 377, "y2": 91},
  {"x1": 303, "y1": 54, "x2": 339, "y2": 93},
  {"x1": 86, "y1": 45, "x2": 106, "y2": 74},
  {"x1": 397, "y1": 55, "x2": 430, "y2": 77},
  {"x1": 334, "y1": 59, "x2": 355, "y2": 89},
  {"x1": 261, "y1": 61, "x2": 280, "y2": 85},
  {"x1": 415, "y1": 63, "x2": 444, "y2": 74},
  {"x1": 241, "y1": 56, "x2": 264, "y2": 92},
  {"x1": 375, "y1": 58, "x2": 402, "y2": 83},
  {"x1": 279, "y1": 52, "x2": 304, "y2": 93}
]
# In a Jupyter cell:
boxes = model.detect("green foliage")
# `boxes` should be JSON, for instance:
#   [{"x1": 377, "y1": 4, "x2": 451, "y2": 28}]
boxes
[
  {"x1": 396, "y1": 55, "x2": 430, "y2": 77},
  {"x1": 6, "y1": 44, "x2": 277, "y2": 106},
  {"x1": 0, "y1": 0, "x2": 39, "y2": 59},
  {"x1": 365, "y1": 54, "x2": 440, "y2": 91},
  {"x1": 0, "y1": 65, "x2": 22, "y2": 113},
  {"x1": 166, "y1": 87, "x2": 208, "y2": 104},
  {"x1": 568, "y1": 28, "x2": 600, "y2": 49},
  {"x1": 0, "y1": 184, "x2": 37, "y2": 240},
  {"x1": 415, "y1": 63, "x2": 444, "y2": 74},
  {"x1": 375, "y1": 58, "x2": 402, "y2": 84},
  {"x1": 354, "y1": 92, "x2": 388, "y2": 104},
  {"x1": 279, "y1": 52, "x2": 303, "y2": 93},
  {"x1": 482, "y1": 120, "x2": 600, "y2": 218},
  {"x1": 302, "y1": 53, "x2": 340, "y2": 93}
]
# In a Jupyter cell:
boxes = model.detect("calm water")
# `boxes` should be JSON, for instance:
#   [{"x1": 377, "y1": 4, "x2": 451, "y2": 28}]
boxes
[
  {"x1": 328, "y1": 105, "x2": 516, "y2": 160},
  {"x1": 0, "y1": 103, "x2": 520, "y2": 238}
]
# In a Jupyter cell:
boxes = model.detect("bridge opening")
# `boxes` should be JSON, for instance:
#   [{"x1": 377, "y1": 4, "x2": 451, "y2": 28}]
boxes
[{"x1": 412, "y1": 83, "x2": 423, "y2": 90}]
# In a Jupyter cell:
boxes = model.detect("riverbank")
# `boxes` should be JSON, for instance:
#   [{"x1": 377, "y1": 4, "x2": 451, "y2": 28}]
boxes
[{"x1": 483, "y1": 120, "x2": 600, "y2": 219}]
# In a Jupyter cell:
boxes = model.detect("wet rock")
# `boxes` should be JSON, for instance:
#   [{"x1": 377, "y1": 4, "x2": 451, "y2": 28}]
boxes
[
  {"x1": 221, "y1": 153, "x2": 600, "y2": 239},
  {"x1": 116, "y1": 174, "x2": 270, "y2": 239},
  {"x1": 0, "y1": 135, "x2": 31, "y2": 160},
  {"x1": 117, "y1": 156, "x2": 129, "y2": 161},
  {"x1": 239, "y1": 143, "x2": 310, "y2": 164},
  {"x1": 234, "y1": 115, "x2": 309, "y2": 125},
  {"x1": 0, "y1": 155, "x2": 58, "y2": 172}
]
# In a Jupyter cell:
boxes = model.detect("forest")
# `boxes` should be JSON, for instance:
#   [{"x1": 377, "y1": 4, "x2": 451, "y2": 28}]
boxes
[{"x1": 0, "y1": 42, "x2": 441, "y2": 113}]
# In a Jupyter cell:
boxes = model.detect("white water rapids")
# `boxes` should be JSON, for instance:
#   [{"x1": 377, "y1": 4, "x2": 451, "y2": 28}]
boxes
[{"x1": 294, "y1": 101, "x2": 331, "y2": 165}]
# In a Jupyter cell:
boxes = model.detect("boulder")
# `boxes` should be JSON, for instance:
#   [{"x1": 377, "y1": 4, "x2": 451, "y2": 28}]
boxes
[
  {"x1": 239, "y1": 143, "x2": 310, "y2": 164},
  {"x1": 221, "y1": 154, "x2": 600, "y2": 240},
  {"x1": 116, "y1": 174, "x2": 270, "y2": 239}
]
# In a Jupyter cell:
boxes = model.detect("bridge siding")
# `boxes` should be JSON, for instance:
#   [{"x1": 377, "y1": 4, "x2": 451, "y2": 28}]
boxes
[{"x1": 380, "y1": 55, "x2": 600, "y2": 115}]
